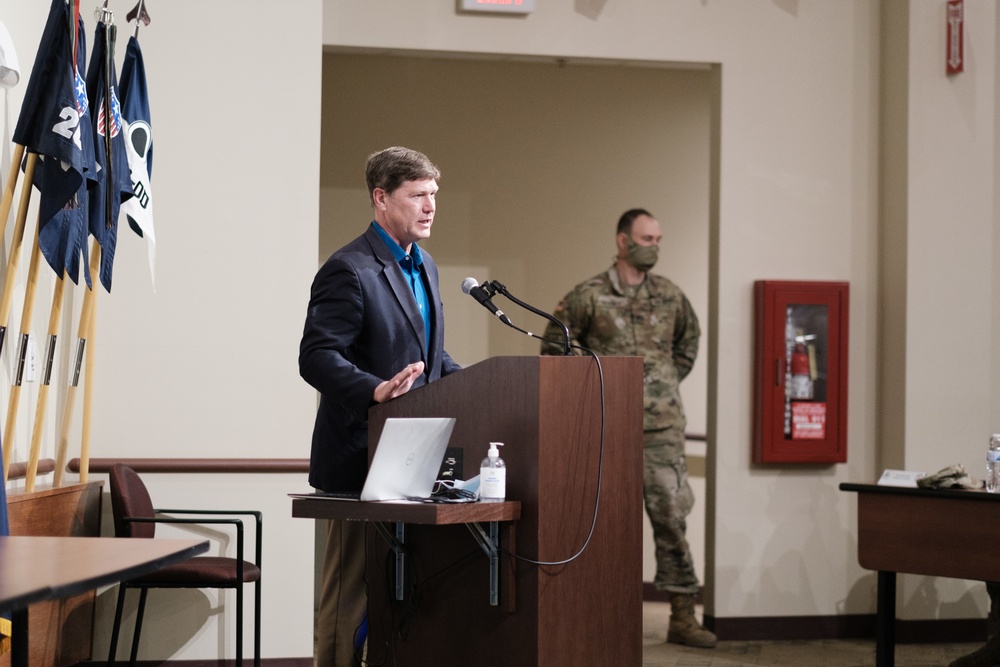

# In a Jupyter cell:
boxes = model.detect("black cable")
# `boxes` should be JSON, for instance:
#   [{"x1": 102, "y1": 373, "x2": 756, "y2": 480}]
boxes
[
  {"x1": 506, "y1": 345, "x2": 607, "y2": 567},
  {"x1": 396, "y1": 546, "x2": 481, "y2": 639},
  {"x1": 361, "y1": 524, "x2": 396, "y2": 667},
  {"x1": 365, "y1": 526, "x2": 482, "y2": 664},
  {"x1": 472, "y1": 280, "x2": 610, "y2": 566}
]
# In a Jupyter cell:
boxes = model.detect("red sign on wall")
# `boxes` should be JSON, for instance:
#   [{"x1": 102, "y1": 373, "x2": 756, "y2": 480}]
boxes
[
  {"x1": 947, "y1": 0, "x2": 964, "y2": 75},
  {"x1": 791, "y1": 402, "x2": 826, "y2": 440}
]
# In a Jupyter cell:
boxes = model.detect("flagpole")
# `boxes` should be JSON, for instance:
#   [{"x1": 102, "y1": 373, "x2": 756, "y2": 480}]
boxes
[
  {"x1": 76, "y1": 10, "x2": 118, "y2": 484},
  {"x1": 55, "y1": 241, "x2": 99, "y2": 485},
  {"x1": 0, "y1": 154, "x2": 38, "y2": 484},
  {"x1": 79, "y1": 265, "x2": 98, "y2": 484},
  {"x1": 9, "y1": 216, "x2": 45, "y2": 493},
  {"x1": 102, "y1": 20, "x2": 115, "y2": 233},
  {"x1": 127, "y1": 0, "x2": 150, "y2": 39},
  {"x1": 27, "y1": 269, "x2": 66, "y2": 489},
  {"x1": 0, "y1": 144, "x2": 26, "y2": 244},
  {"x1": 0, "y1": 153, "x2": 38, "y2": 357}
]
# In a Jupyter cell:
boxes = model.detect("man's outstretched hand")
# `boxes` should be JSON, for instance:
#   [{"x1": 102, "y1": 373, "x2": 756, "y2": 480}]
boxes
[{"x1": 374, "y1": 361, "x2": 425, "y2": 403}]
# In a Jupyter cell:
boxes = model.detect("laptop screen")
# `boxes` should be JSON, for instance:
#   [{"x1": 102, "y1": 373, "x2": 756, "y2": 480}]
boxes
[{"x1": 360, "y1": 417, "x2": 457, "y2": 501}]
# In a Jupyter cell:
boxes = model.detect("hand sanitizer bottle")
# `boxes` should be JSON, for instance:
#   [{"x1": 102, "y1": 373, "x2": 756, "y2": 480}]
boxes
[
  {"x1": 988, "y1": 434, "x2": 1000, "y2": 493},
  {"x1": 479, "y1": 442, "x2": 506, "y2": 502}
]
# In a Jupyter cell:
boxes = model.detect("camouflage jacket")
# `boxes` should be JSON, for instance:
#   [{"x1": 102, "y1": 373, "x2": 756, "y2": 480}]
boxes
[{"x1": 541, "y1": 267, "x2": 700, "y2": 432}]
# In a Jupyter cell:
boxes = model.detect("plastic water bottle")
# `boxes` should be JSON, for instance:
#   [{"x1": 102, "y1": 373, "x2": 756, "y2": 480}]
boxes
[
  {"x1": 479, "y1": 442, "x2": 506, "y2": 502},
  {"x1": 987, "y1": 434, "x2": 1000, "y2": 493}
]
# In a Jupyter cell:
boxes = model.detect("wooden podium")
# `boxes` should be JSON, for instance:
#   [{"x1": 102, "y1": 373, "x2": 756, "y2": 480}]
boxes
[{"x1": 362, "y1": 355, "x2": 644, "y2": 667}]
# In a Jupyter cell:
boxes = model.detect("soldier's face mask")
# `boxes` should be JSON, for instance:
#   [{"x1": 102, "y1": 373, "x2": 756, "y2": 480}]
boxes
[{"x1": 626, "y1": 237, "x2": 659, "y2": 272}]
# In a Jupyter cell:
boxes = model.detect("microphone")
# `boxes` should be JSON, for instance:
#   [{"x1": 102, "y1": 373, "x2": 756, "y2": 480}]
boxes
[{"x1": 461, "y1": 277, "x2": 513, "y2": 326}]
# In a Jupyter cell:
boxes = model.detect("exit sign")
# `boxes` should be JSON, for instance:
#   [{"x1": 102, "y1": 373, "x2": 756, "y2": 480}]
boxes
[{"x1": 460, "y1": 0, "x2": 536, "y2": 14}]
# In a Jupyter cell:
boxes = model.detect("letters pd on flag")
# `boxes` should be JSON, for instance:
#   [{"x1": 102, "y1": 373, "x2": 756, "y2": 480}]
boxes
[{"x1": 118, "y1": 35, "x2": 156, "y2": 289}]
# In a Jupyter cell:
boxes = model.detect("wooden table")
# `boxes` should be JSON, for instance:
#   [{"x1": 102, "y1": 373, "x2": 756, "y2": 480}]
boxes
[
  {"x1": 840, "y1": 482, "x2": 1000, "y2": 666},
  {"x1": 0, "y1": 536, "x2": 209, "y2": 667}
]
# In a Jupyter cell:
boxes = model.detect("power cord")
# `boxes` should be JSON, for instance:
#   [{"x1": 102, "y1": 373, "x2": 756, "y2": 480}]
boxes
[{"x1": 504, "y1": 345, "x2": 606, "y2": 567}]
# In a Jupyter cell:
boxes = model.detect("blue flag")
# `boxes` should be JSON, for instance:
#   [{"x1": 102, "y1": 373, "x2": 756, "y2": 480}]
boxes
[
  {"x1": 86, "y1": 21, "x2": 131, "y2": 293},
  {"x1": 12, "y1": 0, "x2": 87, "y2": 230},
  {"x1": 38, "y1": 15, "x2": 95, "y2": 285},
  {"x1": 118, "y1": 35, "x2": 156, "y2": 289}
]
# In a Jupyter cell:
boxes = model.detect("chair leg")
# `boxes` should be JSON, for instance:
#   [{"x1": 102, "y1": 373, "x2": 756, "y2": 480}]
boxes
[
  {"x1": 108, "y1": 585, "x2": 128, "y2": 666},
  {"x1": 129, "y1": 588, "x2": 149, "y2": 667},
  {"x1": 236, "y1": 584, "x2": 244, "y2": 667},
  {"x1": 254, "y1": 579, "x2": 261, "y2": 667}
]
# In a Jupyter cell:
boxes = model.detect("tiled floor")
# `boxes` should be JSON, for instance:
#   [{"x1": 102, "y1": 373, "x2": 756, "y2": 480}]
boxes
[{"x1": 642, "y1": 602, "x2": 981, "y2": 666}]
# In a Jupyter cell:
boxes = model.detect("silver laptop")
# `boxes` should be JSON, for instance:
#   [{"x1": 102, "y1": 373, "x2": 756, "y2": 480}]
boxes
[
  {"x1": 291, "y1": 417, "x2": 456, "y2": 502},
  {"x1": 360, "y1": 417, "x2": 456, "y2": 501}
]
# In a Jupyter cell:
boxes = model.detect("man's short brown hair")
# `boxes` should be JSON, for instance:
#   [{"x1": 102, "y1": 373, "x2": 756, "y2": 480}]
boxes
[{"x1": 365, "y1": 147, "x2": 441, "y2": 204}]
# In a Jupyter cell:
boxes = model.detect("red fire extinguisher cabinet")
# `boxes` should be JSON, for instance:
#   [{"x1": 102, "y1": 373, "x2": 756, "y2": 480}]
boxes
[{"x1": 753, "y1": 280, "x2": 849, "y2": 464}]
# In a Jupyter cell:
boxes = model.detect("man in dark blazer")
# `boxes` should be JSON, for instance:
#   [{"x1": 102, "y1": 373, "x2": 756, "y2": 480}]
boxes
[{"x1": 299, "y1": 146, "x2": 461, "y2": 666}]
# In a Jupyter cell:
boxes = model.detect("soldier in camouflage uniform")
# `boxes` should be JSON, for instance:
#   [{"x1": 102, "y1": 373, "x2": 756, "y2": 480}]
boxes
[{"x1": 540, "y1": 208, "x2": 716, "y2": 649}]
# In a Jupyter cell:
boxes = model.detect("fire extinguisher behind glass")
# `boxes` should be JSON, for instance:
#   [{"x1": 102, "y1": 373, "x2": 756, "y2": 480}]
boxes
[{"x1": 788, "y1": 332, "x2": 814, "y2": 400}]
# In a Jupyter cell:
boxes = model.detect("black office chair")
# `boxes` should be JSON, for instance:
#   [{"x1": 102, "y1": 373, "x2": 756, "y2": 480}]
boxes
[{"x1": 107, "y1": 463, "x2": 262, "y2": 667}]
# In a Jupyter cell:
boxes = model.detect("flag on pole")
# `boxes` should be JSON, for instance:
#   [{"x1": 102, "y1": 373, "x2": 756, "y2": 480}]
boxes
[
  {"x1": 118, "y1": 34, "x2": 156, "y2": 289},
  {"x1": 38, "y1": 14, "x2": 95, "y2": 285},
  {"x1": 12, "y1": 0, "x2": 88, "y2": 232},
  {"x1": 86, "y1": 19, "x2": 131, "y2": 293}
]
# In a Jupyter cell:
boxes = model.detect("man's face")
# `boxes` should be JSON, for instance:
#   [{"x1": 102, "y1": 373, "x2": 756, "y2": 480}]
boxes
[
  {"x1": 374, "y1": 178, "x2": 438, "y2": 251},
  {"x1": 617, "y1": 214, "x2": 662, "y2": 258}
]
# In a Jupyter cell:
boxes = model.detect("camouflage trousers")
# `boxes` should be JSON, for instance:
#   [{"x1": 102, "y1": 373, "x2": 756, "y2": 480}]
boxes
[{"x1": 643, "y1": 428, "x2": 700, "y2": 595}]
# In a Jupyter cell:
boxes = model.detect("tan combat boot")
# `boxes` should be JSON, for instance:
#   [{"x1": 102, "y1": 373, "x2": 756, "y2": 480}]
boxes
[
  {"x1": 949, "y1": 583, "x2": 1000, "y2": 667},
  {"x1": 948, "y1": 633, "x2": 1000, "y2": 667},
  {"x1": 667, "y1": 593, "x2": 717, "y2": 648}
]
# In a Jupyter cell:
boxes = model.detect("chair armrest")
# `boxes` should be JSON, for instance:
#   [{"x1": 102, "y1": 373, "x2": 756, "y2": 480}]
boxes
[
  {"x1": 154, "y1": 508, "x2": 262, "y2": 523},
  {"x1": 152, "y1": 510, "x2": 262, "y2": 568},
  {"x1": 125, "y1": 516, "x2": 242, "y2": 526},
  {"x1": 123, "y1": 516, "x2": 255, "y2": 567}
]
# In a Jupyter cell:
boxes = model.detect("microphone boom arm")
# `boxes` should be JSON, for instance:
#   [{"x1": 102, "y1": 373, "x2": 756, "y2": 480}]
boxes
[{"x1": 487, "y1": 280, "x2": 572, "y2": 356}]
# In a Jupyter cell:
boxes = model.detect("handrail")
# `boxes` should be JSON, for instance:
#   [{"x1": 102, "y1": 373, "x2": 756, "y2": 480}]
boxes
[
  {"x1": 8, "y1": 433, "x2": 707, "y2": 478},
  {"x1": 68, "y1": 458, "x2": 310, "y2": 474},
  {"x1": 6, "y1": 459, "x2": 56, "y2": 481}
]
